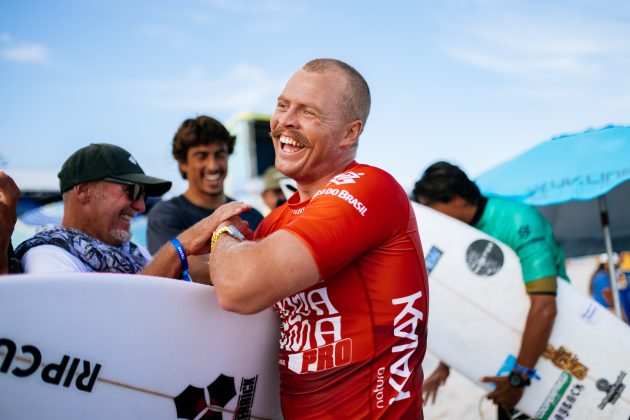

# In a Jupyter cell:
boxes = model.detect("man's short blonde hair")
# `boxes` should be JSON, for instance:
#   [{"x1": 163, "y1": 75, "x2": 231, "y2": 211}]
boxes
[{"x1": 303, "y1": 59, "x2": 371, "y2": 130}]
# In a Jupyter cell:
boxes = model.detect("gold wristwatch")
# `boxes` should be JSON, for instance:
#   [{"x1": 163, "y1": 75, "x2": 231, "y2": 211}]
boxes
[{"x1": 211, "y1": 225, "x2": 245, "y2": 251}]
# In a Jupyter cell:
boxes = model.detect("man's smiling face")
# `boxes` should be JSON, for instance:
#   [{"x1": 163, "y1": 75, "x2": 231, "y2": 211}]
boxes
[
  {"x1": 270, "y1": 68, "x2": 351, "y2": 186},
  {"x1": 179, "y1": 142, "x2": 229, "y2": 199}
]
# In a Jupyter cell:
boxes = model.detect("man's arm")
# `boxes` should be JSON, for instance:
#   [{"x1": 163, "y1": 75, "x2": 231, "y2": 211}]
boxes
[
  {"x1": 482, "y1": 278, "x2": 557, "y2": 409},
  {"x1": 209, "y1": 228, "x2": 320, "y2": 314},
  {"x1": 147, "y1": 201, "x2": 254, "y2": 285},
  {"x1": 186, "y1": 214, "x2": 254, "y2": 285},
  {"x1": 0, "y1": 171, "x2": 19, "y2": 274},
  {"x1": 515, "y1": 292, "x2": 557, "y2": 368},
  {"x1": 140, "y1": 201, "x2": 251, "y2": 279}
]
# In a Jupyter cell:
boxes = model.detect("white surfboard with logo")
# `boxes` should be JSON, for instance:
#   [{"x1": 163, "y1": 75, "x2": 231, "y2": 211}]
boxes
[
  {"x1": 415, "y1": 203, "x2": 630, "y2": 419},
  {"x1": 0, "y1": 273, "x2": 282, "y2": 420}
]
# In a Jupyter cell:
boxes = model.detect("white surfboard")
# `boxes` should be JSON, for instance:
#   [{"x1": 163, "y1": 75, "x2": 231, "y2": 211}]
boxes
[
  {"x1": 0, "y1": 273, "x2": 282, "y2": 420},
  {"x1": 415, "y1": 202, "x2": 630, "y2": 419}
]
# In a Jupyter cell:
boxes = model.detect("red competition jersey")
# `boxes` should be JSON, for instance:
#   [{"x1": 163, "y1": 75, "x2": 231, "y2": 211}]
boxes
[{"x1": 254, "y1": 162, "x2": 429, "y2": 419}]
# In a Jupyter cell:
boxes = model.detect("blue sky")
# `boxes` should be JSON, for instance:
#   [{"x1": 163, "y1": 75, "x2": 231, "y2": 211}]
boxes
[{"x1": 2, "y1": 0, "x2": 629, "y2": 195}]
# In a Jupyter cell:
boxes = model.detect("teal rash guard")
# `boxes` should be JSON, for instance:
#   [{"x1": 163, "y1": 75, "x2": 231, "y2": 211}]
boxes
[{"x1": 474, "y1": 197, "x2": 569, "y2": 285}]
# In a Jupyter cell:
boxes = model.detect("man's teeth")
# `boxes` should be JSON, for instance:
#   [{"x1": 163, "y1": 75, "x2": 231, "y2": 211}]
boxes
[
  {"x1": 205, "y1": 173, "x2": 221, "y2": 181},
  {"x1": 121, "y1": 215, "x2": 133, "y2": 221},
  {"x1": 280, "y1": 136, "x2": 303, "y2": 147}
]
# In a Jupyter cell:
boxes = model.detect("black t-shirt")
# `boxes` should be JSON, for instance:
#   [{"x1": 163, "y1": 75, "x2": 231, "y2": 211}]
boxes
[{"x1": 146, "y1": 195, "x2": 264, "y2": 254}]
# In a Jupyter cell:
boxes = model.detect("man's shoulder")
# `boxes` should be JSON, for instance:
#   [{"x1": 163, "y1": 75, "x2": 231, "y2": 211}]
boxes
[
  {"x1": 486, "y1": 197, "x2": 544, "y2": 221},
  {"x1": 340, "y1": 162, "x2": 395, "y2": 180},
  {"x1": 325, "y1": 163, "x2": 402, "y2": 196},
  {"x1": 21, "y1": 244, "x2": 90, "y2": 273},
  {"x1": 150, "y1": 195, "x2": 188, "y2": 215},
  {"x1": 487, "y1": 196, "x2": 531, "y2": 211},
  {"x1": 308, "y1": 163, "x2": 410, "y2": 225},
  {"x1": 147, "y1": 195, "x2": 200, "y2": 226},
  {"x1": 15, "y1": 226, "x2": 68, "y2": 258}
]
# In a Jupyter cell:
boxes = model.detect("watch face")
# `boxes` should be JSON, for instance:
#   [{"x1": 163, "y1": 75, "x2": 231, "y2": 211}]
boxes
[{"x1": 509, "y1": 372, "x2": 525, "y2": 387}]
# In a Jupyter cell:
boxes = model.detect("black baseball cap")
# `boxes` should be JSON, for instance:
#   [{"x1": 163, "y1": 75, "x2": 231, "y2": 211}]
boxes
[{"x1": 58, "y1": 143, "x2": 172, "y2": 196}]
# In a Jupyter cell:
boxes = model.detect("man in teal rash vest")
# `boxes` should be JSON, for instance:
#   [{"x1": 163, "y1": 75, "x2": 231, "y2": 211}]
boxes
[{"x1": 413, "y1": 161, "x2": 568, "y2": 420}]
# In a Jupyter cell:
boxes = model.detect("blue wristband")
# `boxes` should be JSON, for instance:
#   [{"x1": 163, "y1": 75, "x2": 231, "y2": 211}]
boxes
[
  {"x1": 169, "y1": 238, "x2": 192, "y2": 282},
  {"x1": 513, "y1": 363, "x2": 541, "y2": 380}
]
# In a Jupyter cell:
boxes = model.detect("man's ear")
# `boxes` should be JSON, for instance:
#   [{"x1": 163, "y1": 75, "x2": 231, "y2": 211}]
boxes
[
  {"x1": 73, "y1": 183, "x2": 91, "y2": 204},
  {"x1": 178, "y1": 161, "x2": 189, "y2": 180},
  {"x1": 451, "y1": 195, "x2": 467, "y2": 207},
  {"x1": 340, "y1": 120, "x2": 363, "y2": 149}
]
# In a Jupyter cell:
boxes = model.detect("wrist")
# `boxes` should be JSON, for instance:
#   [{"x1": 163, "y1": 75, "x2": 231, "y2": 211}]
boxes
[
  {"x1": 216, "y1": 221, "x2": 231, "y2": 231},
  {"x1": 513, "y1": 363, "x2": 540, "y2": 380},
  {"x1": 169, "y1": 238, "x2": 192, "y2": 282},
  {"x1": 508, "y1": 370, "x2": 531, "y2": 388}
]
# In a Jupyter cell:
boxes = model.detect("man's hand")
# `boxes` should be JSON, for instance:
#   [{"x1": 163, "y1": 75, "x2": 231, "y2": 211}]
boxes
[
  {"x1": 480, "y1": 375, "x2": 525, "y2": 410},
  {"x1": 423, "y1": 362, "x2": 450, "y2": 405},
  {"x1": 178, "y1": 201, "x2": 252, "y2": 256},
  {"x1": 185, "y1": 217, "x2": 253, "y2": 285},
  {"x1": 140, "y1": 201, "x2": 252, "y2": 280}
]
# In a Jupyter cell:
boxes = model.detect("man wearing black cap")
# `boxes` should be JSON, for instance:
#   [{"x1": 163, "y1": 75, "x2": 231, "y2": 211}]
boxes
[{"x1": 15, "y1": 143, "x2": 173, "y2": 273}]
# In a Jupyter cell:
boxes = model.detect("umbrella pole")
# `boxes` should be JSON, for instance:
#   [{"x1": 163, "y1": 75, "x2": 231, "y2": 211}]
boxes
[{"x1": 598, "y1": 196, "x2": 622, "y2": 318}]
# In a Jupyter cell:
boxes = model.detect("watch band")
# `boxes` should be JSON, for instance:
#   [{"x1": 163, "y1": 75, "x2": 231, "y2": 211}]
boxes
[
  {"x1": 227, "y1": 225, "x2": 246, "y2": 241},
  {"x1": 513, "y1": 363, "x2": 541, "y2": 380},
  {"x1": 211, "y1": 225, "x2": 245, "y2": 251}
]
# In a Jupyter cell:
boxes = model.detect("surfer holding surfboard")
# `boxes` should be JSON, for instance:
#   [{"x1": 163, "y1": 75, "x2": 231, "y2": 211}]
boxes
[
  {"x1": 413, "y1": 161, "x2": 569, "y2": 419},
  {"x1": 147, "y1": 59, "x2": 430, "y2": 418}
]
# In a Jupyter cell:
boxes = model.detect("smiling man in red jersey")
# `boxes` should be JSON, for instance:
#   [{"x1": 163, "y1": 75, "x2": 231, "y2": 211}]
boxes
[{"x1": 200, "y1": 59, "x2": 429, "y2": 418}]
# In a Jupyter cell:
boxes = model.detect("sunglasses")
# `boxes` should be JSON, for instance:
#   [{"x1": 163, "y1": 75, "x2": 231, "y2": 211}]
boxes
[{"x1": 104, "y1": 177, "x2": 146, "y2": 202}]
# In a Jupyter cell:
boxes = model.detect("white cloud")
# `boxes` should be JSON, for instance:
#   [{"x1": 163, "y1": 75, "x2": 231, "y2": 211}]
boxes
[
  {"x1": 202, "y1": 0, "x2": 306, "y2": 14},
  {"x1": 434, "y1": 0, "x2": 630, "y2": 80},
  {"x1": 140, "y1": 64, "x2": 286, "y2": 111},
  {"x1": 1, "y1": 42, "x2": 51, "y2": 64},
  {"x1": 447, "y1": 47, "x2": 599, "y2": 79}
]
